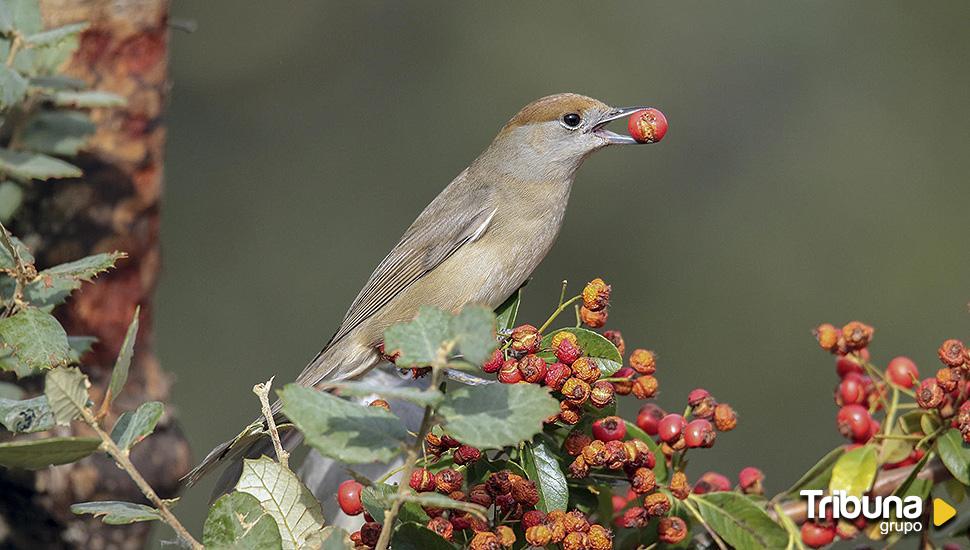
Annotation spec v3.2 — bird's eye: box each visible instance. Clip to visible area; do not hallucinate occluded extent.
[561,113,582,129]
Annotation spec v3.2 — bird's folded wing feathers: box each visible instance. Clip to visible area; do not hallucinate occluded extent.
[321,200,497,352]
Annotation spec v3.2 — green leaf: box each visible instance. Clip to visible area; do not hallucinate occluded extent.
[829,445,877,497]
[0,65,27,110]
[110,401,163,451]
[204,492,283,550]
[390,523,457,550]
[0,180,23,223]
[437,383,558,448]
[321,380,443,407]
[494,287,522,331]
[51,90,125,108]
[361,482,395,523]
[781,446,845,497]
[690,492,789,550]
[383,306,450,367]
[623,421,668,483]
[20,110,96,156]
[0,148,81,181]
[44,251,125,281]
[0,307,70,370]
[0,394,53,432]
[0,2,13,34]
[937,429,970,484]
[891,450,933,499]
[0,381,23,399]
[448,305,497,367]
[394,492,487,520]
[0,436,100,469]
[70,501,161,525]
[540,327,622,375]
[107,306,138,405]
[235,456,325,550]
[0,230,33,268]
[67,336,96,363]
[280,384,407,464]
[24,22,86,47]
[522,440,568,512]
[44,366,89,424]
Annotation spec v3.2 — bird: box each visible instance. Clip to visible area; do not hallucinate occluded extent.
[183,93,666,490]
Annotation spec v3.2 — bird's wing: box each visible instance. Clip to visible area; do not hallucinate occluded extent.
[327,200,497,349]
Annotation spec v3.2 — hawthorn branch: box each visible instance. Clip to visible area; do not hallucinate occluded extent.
[77,407,202,550]
[254,376,289,470]
[374,345,450,550]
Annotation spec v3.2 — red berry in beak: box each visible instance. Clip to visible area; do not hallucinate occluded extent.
[628,108,668,143]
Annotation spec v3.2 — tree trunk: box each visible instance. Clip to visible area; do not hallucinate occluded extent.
[0,1,190,548]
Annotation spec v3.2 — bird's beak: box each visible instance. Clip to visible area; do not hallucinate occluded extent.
[590,106,662,145]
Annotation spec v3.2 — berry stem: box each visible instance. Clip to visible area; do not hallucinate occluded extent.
[537,294,582,335]
[253,377,288,471]
[683,495,729,550]
[882,385,899,438]
[374,344,450,550]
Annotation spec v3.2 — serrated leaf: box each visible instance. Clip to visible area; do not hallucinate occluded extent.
[0,436,100,469]
[44,251,125,281]
[448,305,497,367]
[20,110,95,156]
[236,456,325,550]
[0,308,70,370]
[0,148,81,181]
[781,446,845,497]
[390,523,457,550]
[829,445,877,497]
[690,492,789,550]
[383,306,450,367]
[437,383,558,448]
[623,421,668,483]
[204,491,283,550]
[321,380,443,407]
[106,306,138,406]
[280,384,407,464]
[52,90,125,108]
[0,394,53,432]
[523,440,568,512]
[937,429,970,485]
[71,501,161,525]
[24,22,86,47]
[361,483,395,523]
[0,230,33,268]
[0,180,23,222]
[494,287,522,331]
[0,65,27,111]
[540,327,622,375]
[67,336,96,363]
[110,401,162,451]
[44,366,89,424]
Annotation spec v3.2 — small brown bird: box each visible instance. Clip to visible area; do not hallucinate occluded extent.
[184,93,664,487]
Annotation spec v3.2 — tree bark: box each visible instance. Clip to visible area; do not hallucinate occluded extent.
[0,1,190,548]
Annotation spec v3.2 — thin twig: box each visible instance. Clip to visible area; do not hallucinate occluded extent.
[537,294,582,334]
[374,345,450,550]
[253,376,288,470]
[79,407,202,549]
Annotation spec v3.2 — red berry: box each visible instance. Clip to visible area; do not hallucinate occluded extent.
[738,467,764,494]
[886,356,919,388]
[627,108,668,143]
[834,373,867,406]
[555,338,582,365]
[510,324,541,354]
[592,416,627,442]
[482,349,503,373]
[684,419,717,448]
[835,353,865,378]
[409,468,436,492]
[337,479,364,516]
[800,521,836,548]
[836,404,872,442]
[544,362,571,391]
[636,403,665,436]
[657,414,686,443]
[693,471,731,494]
[498,359,522,384]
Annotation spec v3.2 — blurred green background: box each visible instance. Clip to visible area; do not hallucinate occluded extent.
[157,1,970,536]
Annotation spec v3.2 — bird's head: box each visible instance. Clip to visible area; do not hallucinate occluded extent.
[480,93,665,180]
